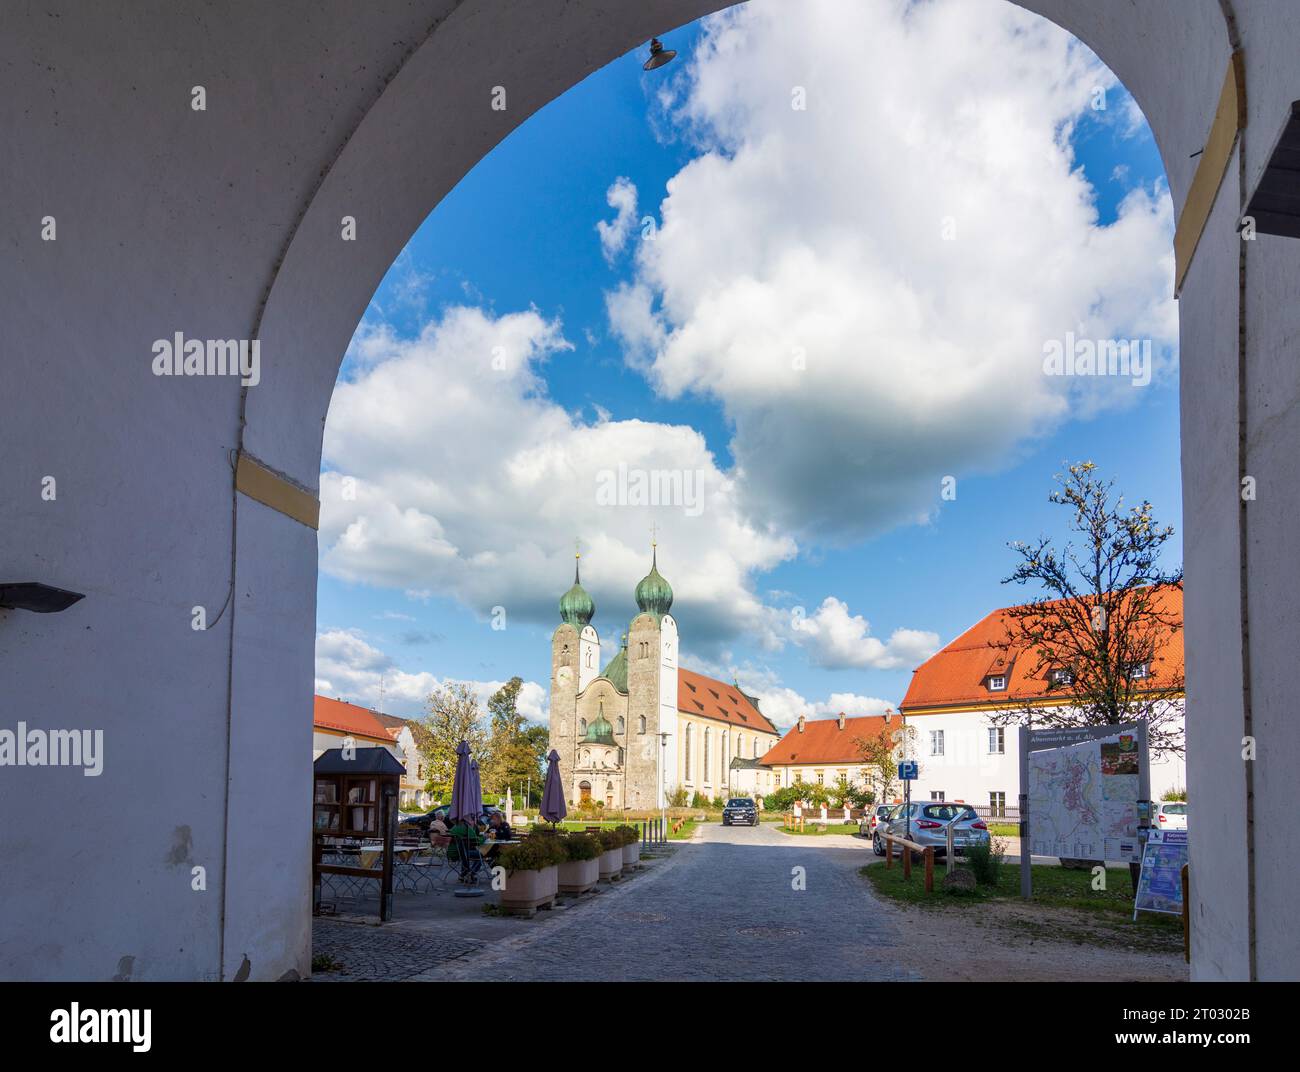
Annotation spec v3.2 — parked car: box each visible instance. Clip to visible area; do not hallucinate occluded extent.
[722,797,758,826]
[859,803,895,838]
[397,803,503,836]
[873,802,988,858]
[1154,801,1188,830]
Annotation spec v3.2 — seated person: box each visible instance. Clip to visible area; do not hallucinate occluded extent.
[483,812,514,860]
[429,812,451,837]
[446,816,485,878]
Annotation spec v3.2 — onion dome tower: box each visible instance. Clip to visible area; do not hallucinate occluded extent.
[634,544,673,618]
[583,698,617,745]
[559,553,595,628]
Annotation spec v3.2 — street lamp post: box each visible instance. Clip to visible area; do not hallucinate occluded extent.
[659,731,671,842]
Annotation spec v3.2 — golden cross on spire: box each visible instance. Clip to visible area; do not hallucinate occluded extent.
[649,521,659,548]
[574,536,581,559]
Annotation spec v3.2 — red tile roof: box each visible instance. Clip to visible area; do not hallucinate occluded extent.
[677,667,778,735]
[760,715,894,766]
[900,587,1184,712]
[313,695,397,742]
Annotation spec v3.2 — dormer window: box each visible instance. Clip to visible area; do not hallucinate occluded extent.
[1049,668,1074,687]
[1129,662,1151,680]
[987,675,1007,692]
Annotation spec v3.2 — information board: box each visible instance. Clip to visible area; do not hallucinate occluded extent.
[1026,729,1144,862]
[1133,828,1188,918]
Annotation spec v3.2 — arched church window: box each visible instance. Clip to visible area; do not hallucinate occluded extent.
[639,715,646,734]
[753,738,759,758]
[585,649,593,668]
[685,725,692,781]
[704,727,711,782]
[579,718,587,734]
[617,747,624,765]
[581,749,590,766]
[616,716,625,735]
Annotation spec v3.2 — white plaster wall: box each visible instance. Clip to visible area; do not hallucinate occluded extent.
[908,710,1186,810]
[1,0,1295,981]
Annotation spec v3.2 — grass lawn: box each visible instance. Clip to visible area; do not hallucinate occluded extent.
[776,822,860,836]
[862,859,1182,950]
[987,822,1018,838]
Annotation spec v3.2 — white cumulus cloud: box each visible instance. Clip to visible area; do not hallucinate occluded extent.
[315,629,549,723]
[608,0,1176,543]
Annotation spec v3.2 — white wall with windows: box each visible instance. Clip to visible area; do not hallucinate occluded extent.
[906,707,1187,814]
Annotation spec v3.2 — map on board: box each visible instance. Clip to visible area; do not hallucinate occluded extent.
[1027,732,1142,861]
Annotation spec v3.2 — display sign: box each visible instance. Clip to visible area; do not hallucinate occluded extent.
[1133,828,1188,919]
[897,760,918,780]
[1025,728,1145,862]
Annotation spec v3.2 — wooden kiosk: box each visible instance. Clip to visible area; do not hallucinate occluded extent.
[312,747,405,921]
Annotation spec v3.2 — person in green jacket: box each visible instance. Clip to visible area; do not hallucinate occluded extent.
[447,816,485,879]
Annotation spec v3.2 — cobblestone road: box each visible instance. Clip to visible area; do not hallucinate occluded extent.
[412,821,917,982]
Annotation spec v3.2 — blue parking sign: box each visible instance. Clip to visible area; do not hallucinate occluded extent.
[898,760,918,780]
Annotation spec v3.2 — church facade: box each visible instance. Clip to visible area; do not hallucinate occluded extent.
[548,550,781,809]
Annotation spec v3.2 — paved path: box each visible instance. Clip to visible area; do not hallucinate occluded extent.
[412,821,916,982]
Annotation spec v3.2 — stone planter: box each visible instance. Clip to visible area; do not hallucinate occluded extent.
[557,857,599,895]
[598,847,623,881]
[498,864,558,917]
[621,841,641,871]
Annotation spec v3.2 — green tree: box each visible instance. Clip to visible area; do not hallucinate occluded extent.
[417,681,489,801]
[996,462,1185,756]
[481,677,550,803]
[854,722,916,805]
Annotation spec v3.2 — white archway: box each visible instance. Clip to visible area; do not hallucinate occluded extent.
[2,0,1295,982]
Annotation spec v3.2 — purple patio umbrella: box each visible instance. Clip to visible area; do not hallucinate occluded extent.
[448,740,479,823]
[448,742,486,896]
[540,749,567,825]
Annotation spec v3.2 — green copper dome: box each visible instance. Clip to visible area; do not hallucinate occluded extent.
[601,634,629,694]
[634,546,673,617]
[559,556,595,627]
[584,700,617,744]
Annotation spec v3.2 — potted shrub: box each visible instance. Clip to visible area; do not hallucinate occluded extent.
[557,832,601,895]
[616,824,641,871]
[596,829,624,881]
[496,834,566,916]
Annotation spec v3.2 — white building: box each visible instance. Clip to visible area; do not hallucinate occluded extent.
[313,696,432,809]
[899,591,1186,816]
[760,713,897,801]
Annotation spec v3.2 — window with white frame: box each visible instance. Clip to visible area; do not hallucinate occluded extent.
[1048,668,1074,687]
[930,729,945,756]
[1129,662,1151,680]
[988,726,1005,754]
[989,790,1006,817]
[987,675,1007,691]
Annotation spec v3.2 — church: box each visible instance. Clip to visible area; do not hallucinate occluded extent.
[548,548,781,810]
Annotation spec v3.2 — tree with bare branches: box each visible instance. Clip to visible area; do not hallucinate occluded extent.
[992,462,1184,757]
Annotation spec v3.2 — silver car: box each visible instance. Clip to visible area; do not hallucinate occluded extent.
[858,803,896,838]
[872,802,989,858]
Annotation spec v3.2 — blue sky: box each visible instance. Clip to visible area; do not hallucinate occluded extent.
[315,0,1179,728]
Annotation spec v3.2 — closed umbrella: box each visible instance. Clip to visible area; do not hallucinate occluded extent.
[449,743,485,897]
[540,750,567,825]
[449,741,475,822]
